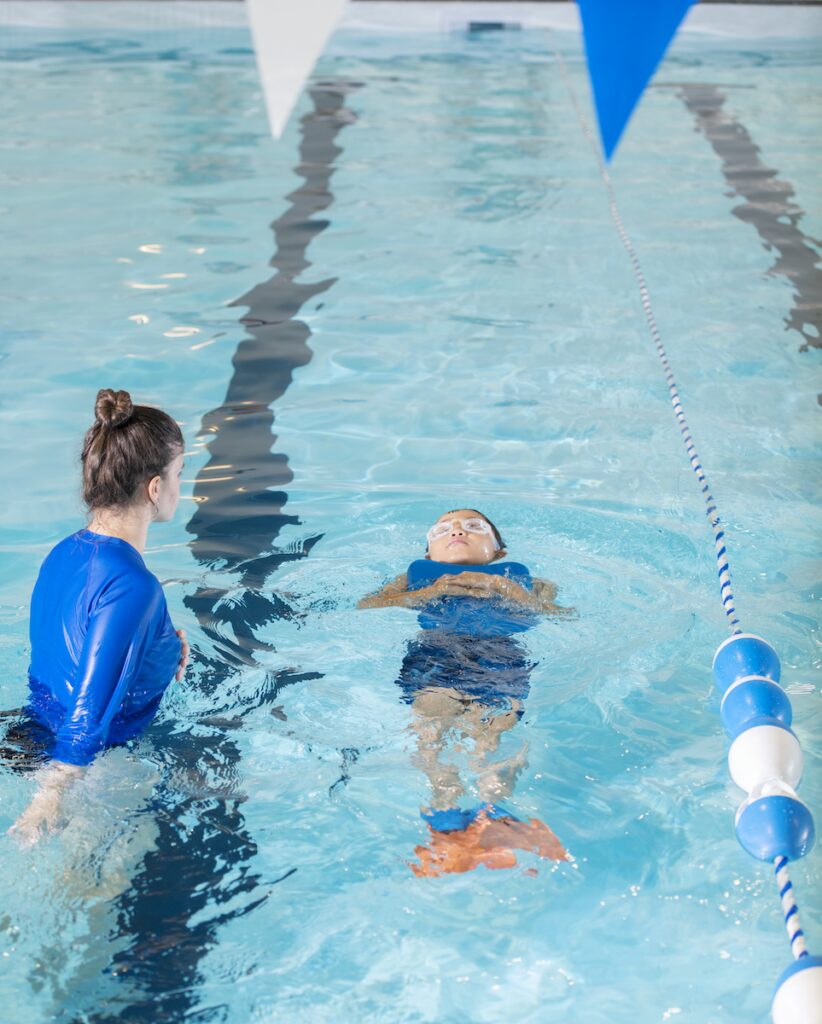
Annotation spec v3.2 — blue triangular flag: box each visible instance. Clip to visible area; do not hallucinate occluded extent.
[577,0,694,160]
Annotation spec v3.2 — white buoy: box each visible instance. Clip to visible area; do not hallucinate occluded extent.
[772,956,822,1024]
[728,725,802,793]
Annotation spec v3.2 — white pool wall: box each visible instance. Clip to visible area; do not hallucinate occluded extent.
[1,1,821,38]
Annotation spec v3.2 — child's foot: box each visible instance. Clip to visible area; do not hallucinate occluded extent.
[411,806,568,877]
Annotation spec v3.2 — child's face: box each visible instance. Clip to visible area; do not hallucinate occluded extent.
[426,510,499,565]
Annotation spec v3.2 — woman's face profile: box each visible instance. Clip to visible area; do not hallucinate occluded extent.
[152,451,185,522]
[427,509,499,565]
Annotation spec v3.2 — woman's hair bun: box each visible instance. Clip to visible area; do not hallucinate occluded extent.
[95,388,134,429]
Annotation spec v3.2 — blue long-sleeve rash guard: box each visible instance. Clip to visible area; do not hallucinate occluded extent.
[27,529,181,766]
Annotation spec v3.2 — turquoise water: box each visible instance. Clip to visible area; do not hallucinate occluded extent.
[0,19,820,1023]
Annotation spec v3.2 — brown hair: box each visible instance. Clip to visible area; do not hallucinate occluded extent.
[82,388,183,510]
[426,508,506,555]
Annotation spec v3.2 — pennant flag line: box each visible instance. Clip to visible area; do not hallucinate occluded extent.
[577,0,695,160]
[245,0,348,139]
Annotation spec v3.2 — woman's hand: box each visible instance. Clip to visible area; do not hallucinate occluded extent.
[175,628,189,682]
[7,762,84,847]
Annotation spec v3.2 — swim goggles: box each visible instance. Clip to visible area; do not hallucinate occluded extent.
[426,517,499,549]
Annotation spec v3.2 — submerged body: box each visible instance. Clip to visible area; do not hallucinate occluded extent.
[27,529,181,766]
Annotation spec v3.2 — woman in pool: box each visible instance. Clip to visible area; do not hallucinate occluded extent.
[359,509,572,876]
[6,388,188,845]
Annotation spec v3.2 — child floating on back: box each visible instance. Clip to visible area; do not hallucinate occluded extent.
[360,508,573,876]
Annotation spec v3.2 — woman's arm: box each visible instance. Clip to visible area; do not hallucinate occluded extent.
[7,761,84,847]
[9,573,180,845]
[50,572,162,767]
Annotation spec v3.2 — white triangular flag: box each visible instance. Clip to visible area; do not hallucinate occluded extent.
[245,0,348,139]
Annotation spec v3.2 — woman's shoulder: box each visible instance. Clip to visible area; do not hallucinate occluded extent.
[59,531,162,603]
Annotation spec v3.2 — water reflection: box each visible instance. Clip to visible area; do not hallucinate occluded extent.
[89,82,359,1022]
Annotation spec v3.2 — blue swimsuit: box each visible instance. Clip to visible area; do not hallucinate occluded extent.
[396,560,537,711]
[25,530,181,766]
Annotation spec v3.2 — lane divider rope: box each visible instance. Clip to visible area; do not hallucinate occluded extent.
[775,855,809,959]
[553,48,814,981]
[556,50,741,636]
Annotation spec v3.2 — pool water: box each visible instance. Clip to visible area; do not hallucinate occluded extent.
[0,10,820,1023]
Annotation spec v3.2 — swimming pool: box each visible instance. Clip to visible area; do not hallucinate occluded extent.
[0,4,820,1021]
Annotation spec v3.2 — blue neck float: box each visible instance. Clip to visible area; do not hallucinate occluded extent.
[406,558,532,591]
[406,559,534,638]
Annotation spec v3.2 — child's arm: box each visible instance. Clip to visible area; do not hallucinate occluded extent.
[448,573,575,615]
[531,578,576,616]
[358,574,414,609]
[358,573,492,609]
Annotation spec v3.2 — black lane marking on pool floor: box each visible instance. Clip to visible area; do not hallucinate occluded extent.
[675,84,822,374]
[94,83,358,1024]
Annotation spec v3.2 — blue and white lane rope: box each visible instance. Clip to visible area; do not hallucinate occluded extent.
[555,48,820,1018]
[556,53,741,636]
[775,855,809,960]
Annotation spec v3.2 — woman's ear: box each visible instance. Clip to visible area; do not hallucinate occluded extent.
[491,548,507,562]
[147,474,162,508]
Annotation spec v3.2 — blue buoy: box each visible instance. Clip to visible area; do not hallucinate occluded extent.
[720,677,792,738]
[731,716,796,741]
[713,633,781,694]
[735,795,815,862]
